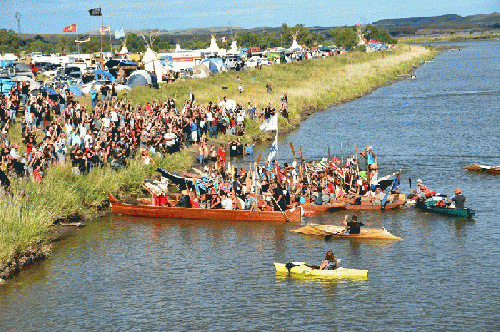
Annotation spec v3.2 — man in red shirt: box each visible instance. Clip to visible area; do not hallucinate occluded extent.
[217,144,226,166]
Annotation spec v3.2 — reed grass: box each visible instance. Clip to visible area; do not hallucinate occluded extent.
[0,44,436,271]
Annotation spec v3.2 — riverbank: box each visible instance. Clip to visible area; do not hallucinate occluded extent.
[398,32,500,44]
[0,44,438,280]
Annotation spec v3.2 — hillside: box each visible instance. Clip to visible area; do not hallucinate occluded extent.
[373,12,500,35]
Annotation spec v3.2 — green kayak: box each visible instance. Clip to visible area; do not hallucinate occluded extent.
[416,199,475,219]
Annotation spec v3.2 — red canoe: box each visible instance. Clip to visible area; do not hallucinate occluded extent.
[300,201,346,212]
[344,200,406,210]
[108,194,302,223]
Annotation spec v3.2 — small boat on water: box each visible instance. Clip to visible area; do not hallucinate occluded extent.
[463,163,500,175]
[108,194,302,223]
[291,223,402,240]
[415,199,475,219]
[274,262,368,279]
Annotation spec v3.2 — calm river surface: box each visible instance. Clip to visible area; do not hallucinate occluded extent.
[1,41,499,331]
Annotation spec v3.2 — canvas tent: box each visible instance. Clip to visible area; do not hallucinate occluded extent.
[142,47,169,82]
[127,70,152,87]
[192,64,210,78]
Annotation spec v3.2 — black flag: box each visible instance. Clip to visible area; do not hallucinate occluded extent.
[89,8,102,16]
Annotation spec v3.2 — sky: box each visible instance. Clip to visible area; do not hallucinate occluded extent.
[1,0,498,34]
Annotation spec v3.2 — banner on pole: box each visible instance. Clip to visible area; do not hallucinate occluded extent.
[89,8,102,16]
[114,27,125,39]
[100,26,110,35]
[63,24,77,33]
[75,35,90,43]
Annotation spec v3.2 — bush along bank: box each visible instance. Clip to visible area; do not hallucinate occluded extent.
[0,45,437,280]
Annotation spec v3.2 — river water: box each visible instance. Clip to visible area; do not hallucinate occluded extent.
[1,41,499,331]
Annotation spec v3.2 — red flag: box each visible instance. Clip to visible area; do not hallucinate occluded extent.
[63,24,77,33]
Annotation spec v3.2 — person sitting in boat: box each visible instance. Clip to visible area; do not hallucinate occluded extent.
[244,192,257,211]
[451,188,466,209]
[210,192,222,209]
[221,192,233,210]
[416,179,435,199]
[343,215,364,234]
[319,250,338,270]
[190,191,200,208]
[371,186,385,205]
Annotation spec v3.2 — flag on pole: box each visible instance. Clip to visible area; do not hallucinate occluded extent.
[75,35,90,43]
[267,133,278,162]
[381,172,400,208]
[100,26,110,35]
[259,114,278,132]
[114,27,125,39]
[62,24,77,33]
[89,8,102,16]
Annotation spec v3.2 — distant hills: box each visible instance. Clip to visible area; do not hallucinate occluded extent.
[373,12,500,35]
[23,12,500,44]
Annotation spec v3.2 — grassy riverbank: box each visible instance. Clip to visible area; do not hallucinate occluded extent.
[0,44,437,279]
[398,33,500,44]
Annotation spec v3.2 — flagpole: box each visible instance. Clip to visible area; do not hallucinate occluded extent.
[100,14,104,69]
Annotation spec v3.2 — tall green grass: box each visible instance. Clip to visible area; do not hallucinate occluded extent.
[0,44,436,269]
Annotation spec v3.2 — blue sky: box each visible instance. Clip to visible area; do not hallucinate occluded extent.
[1,0,498,34]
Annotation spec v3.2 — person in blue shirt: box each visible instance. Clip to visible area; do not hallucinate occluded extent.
[89,85,98,108]
[244,142,255,156]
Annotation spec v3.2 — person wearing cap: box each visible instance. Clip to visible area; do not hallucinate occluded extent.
[451,188,466,209]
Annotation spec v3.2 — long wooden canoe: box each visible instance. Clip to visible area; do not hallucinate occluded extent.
[344,200,406,210]
[291,223,402,240]
[463,163,500,174]
[299,201,346,212]
[108,194,302,223]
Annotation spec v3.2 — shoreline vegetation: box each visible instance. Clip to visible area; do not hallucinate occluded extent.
[398,32,500,44]
[0,44,437,280]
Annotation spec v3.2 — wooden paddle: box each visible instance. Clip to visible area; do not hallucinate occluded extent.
[269,192,290,222]
[290,142,296,158]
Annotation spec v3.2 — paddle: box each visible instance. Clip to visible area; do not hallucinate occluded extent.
[409,177,412,189]
[270,193,291,222]
[290,142,296,158]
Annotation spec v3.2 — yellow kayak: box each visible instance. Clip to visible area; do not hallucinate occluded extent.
[291,224,402,241]
[274,262,368,279]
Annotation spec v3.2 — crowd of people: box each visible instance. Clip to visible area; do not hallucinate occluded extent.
[0,79,290,191]
[142,143,393,213]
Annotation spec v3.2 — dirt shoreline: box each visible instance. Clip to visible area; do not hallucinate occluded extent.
[0,49,438,282]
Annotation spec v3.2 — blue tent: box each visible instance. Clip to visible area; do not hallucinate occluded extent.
[68,85,84,97]
[201,60,218,75]
[127,71,151,87]
[91,70,115,82]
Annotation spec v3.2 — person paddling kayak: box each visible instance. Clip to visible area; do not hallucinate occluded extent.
[343,215,364,234]
[319,250,338,270]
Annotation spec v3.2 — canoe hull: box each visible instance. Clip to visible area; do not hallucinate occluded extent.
[274,262,368,279]
[415,200,475,219]
[291,224,402,240]
[345,200,406,210]
[300,202,346,212]
[108,194,301,223]
[463,164,500,174]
